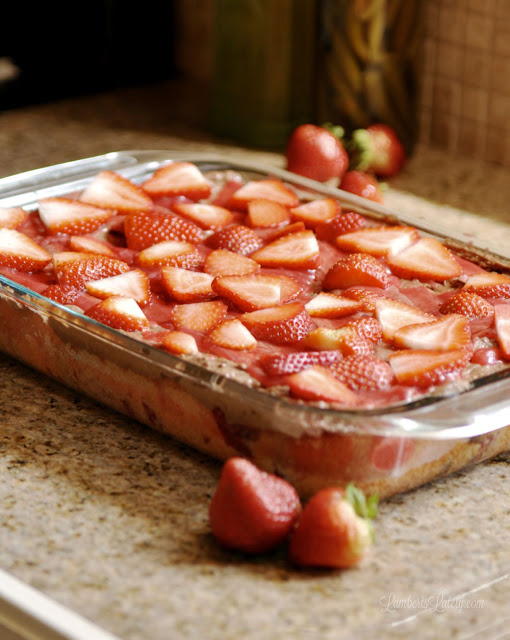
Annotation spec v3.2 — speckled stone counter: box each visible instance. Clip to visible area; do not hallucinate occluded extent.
[1,82,510,639]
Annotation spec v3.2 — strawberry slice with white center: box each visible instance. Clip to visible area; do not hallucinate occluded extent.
[227,179,299,211]
[387,237,462,281]
[240,302,313,345]
[54,252,130,288]
[209,318,257,350]
[323,254,390,289]
[331,355,394,391]
[393,314,471,351]
[171,202,234,229]
[285,366,358,405]
[69,235,116,257]
[247,199,291,228]
[388,349,470,387]
[142,162,212,200]
[137,240,202,270]
[124,212,204,250]
[204,249,260,277]
[0,229,51,272]
[250,230,320,270]
[290,198,340,228]
[80,171,152,212]
[302,326,374,356]
[85,269,150,305]
[440,290,494,318]
[0,207,27,229]
[161,331,199,355]
[315,212,367,243]
[207,224,263,256]
[87,296,149,332]
[38,198,111,235]
[494,304,510,359]
[161,266,215,302]
[343,287,389,312]
[305,292,362,318]
[212,273,300,311]
[375,298,435,341]
[336,226,419,257]
[260,350,342,376]
[268,221,306,241]
[464,272,510,299]
[170,300,227,332]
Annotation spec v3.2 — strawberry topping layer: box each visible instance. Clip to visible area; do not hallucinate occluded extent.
[1,164,507,410]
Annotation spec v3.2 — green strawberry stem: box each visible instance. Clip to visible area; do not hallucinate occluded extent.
[347,128,376,171]
[322,122,345,140]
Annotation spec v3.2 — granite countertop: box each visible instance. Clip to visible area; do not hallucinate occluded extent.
[1,82,510,640]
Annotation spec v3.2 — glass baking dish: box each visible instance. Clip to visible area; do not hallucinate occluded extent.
[1,149,510,498]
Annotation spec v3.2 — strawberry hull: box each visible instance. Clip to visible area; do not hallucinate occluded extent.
[2,151,510,500]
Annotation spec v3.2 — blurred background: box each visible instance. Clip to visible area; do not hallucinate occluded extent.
[0,0,509,165]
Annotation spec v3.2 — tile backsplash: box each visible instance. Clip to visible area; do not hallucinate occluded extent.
[175,0,510,166]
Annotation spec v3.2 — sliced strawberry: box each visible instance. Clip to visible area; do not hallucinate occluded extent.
[388,349,470,387]
[212,273,300,311]
[161,330,199,355]
[290,198,340,228]
[0,207,27,229]
[209,318,257,350]
[38,198,111,235]
[302,327,373,356]
[440,290,494,319]
[207,224,263,256]
[87,296,149,331]
[80,171,152,212]
[323,254,390,289]
[136,240,202,270]
[85,269,150,305]
[204,249,260,277]
[331,354,394,391]
[336,226,419,257]
[305,292,362,318]
[209,457,301,554]
[170,300,227,332]
[240,302,313,345]
[69,235,116,257]
[393,314,471,351]
[343,287,388,312]
[387,237,462,282]
[260,350,341,376]
[171,202,234,229]
[142,162,212,200]
[494,304,510,360]
[0,229,51,272]
[315,211,368,243]
[285,366,358,405]
[43,284,81,305]
[268,221,306,241]
[348,316,383,343]
[289,486,375,569]
[54,253,130,288]
[227,179,299,211]
[250,230,319,270]
[375,298,435,341]
[161,266,214,302]
[464,272,510,299]
[124,212,203,250]
[247,199,291,228]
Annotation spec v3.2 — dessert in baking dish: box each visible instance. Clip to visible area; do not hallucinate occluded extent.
[0,162,509,414]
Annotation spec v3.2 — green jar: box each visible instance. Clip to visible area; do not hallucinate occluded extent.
[317,0,423,152]
[210,0,317,149]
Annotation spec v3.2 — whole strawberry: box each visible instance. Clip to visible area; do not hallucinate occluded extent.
[289,484,378,569]
[286,124,349,183]
[209,457,301,554]
[340,171,383,203]
[350,124,406,178]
